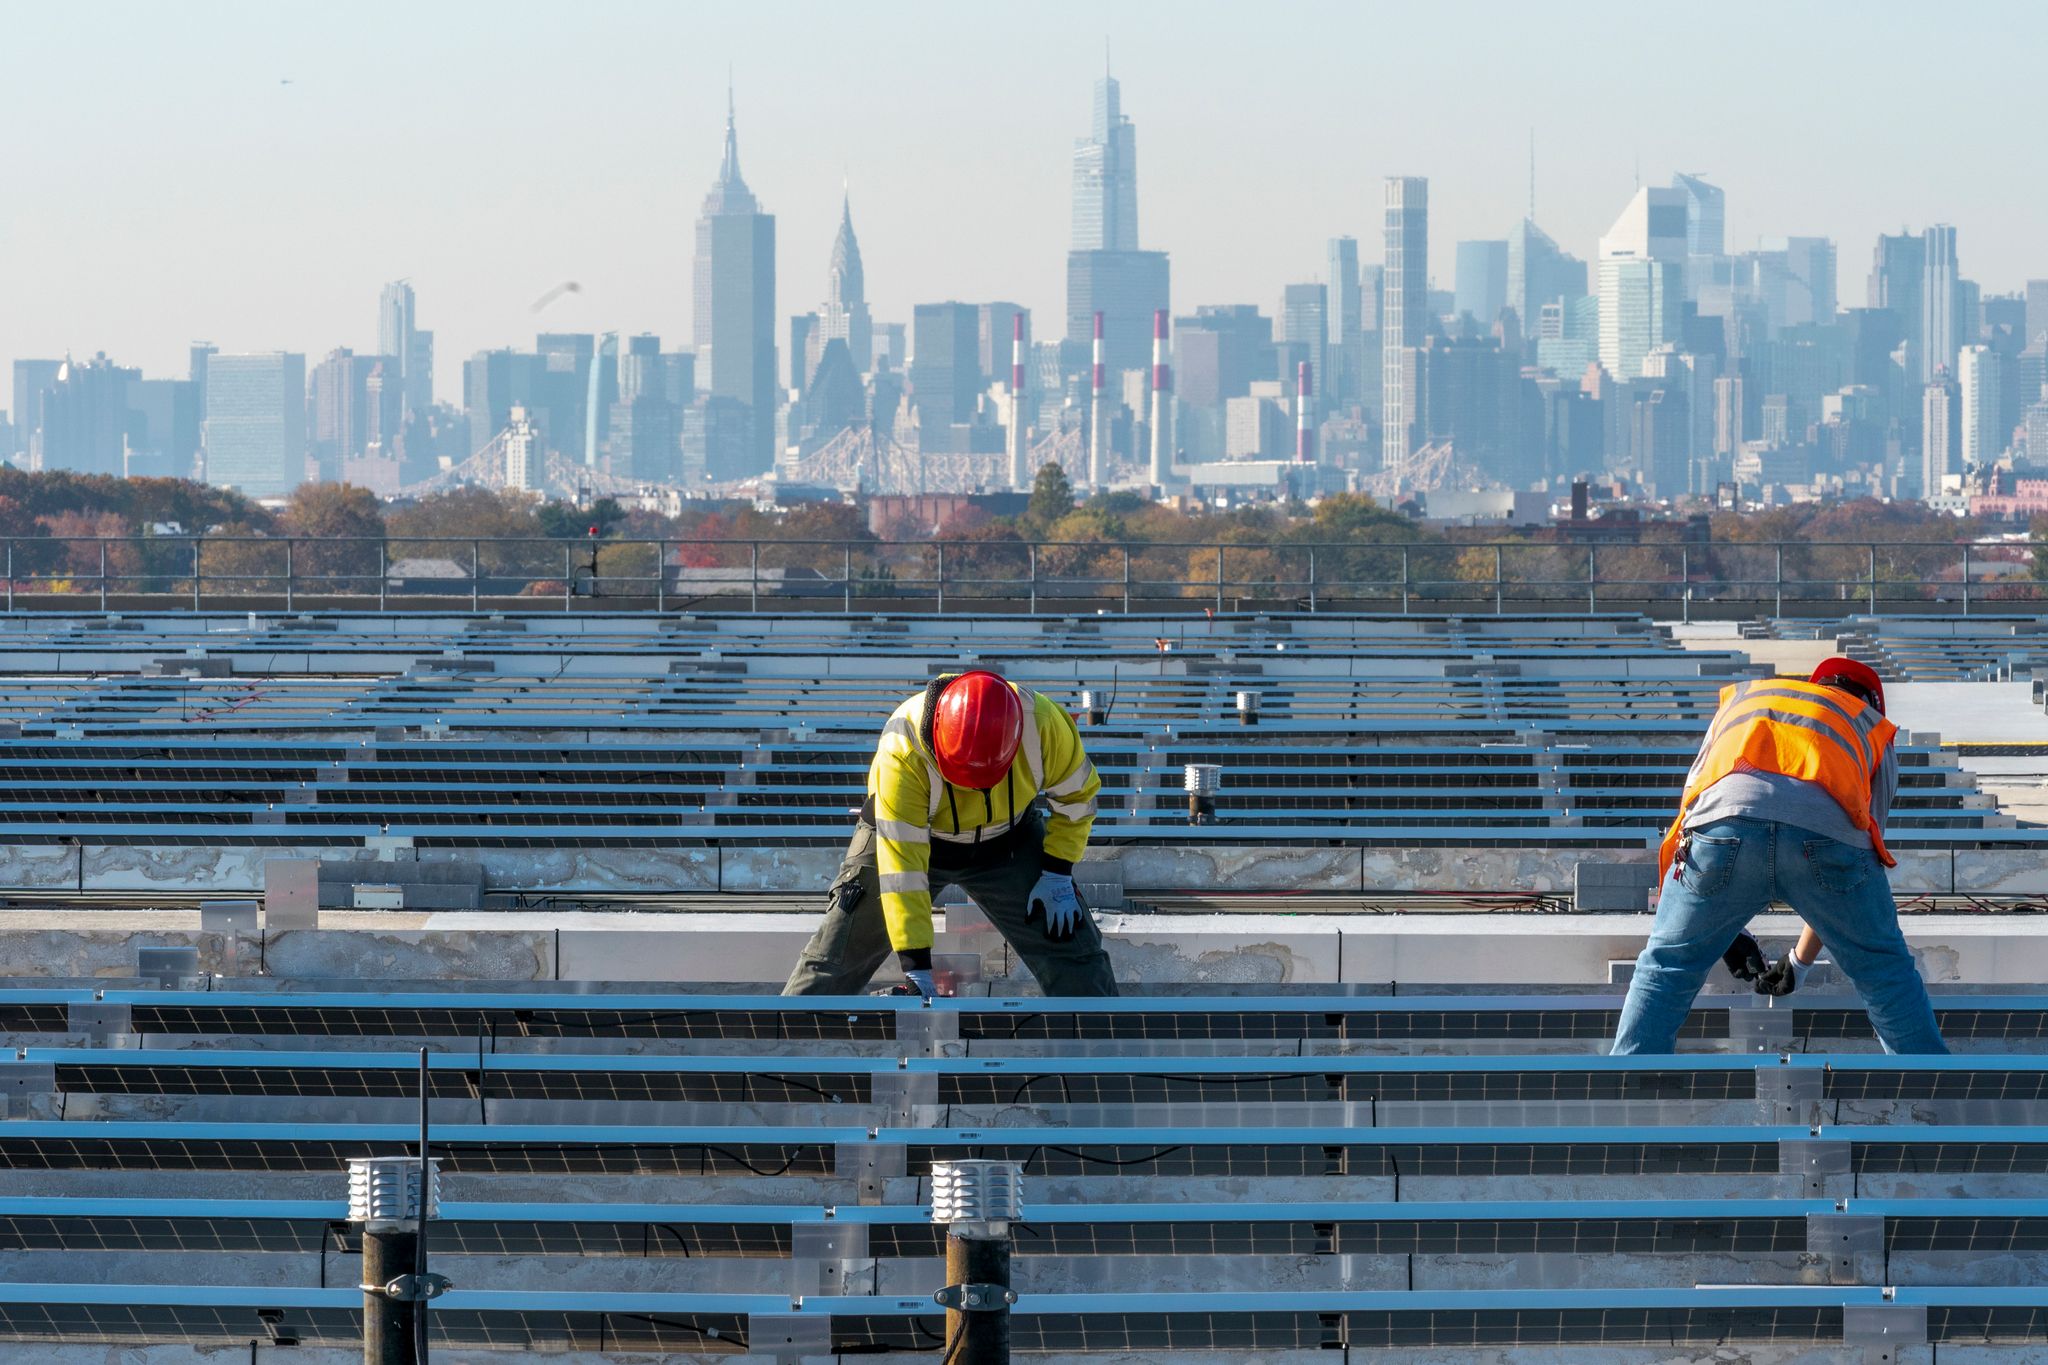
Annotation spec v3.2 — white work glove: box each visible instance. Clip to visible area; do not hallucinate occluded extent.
[902,967,937,998]
[1028,871,1084,942]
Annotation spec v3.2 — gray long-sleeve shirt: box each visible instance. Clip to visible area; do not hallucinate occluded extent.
[1681,747,1898,847]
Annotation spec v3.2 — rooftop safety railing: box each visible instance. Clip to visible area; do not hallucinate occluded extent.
[0,535,2034,618]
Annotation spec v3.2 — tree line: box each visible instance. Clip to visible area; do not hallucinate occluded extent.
[0,463,2024,602]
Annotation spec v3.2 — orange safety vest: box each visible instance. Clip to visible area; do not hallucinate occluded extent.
[1658,676,1898,878]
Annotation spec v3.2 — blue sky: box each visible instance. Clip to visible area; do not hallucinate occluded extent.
[4,0,2041,405]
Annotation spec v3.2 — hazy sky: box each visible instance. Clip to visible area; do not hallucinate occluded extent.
[6,1,2045,410]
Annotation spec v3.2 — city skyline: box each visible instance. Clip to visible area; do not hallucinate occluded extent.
[5,1,2045,401]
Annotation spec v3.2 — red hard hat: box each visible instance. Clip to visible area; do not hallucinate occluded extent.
[1810,656,1885,714]
[930,671,1023,790]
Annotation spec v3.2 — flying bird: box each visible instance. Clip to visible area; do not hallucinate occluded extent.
[530,281,582,313]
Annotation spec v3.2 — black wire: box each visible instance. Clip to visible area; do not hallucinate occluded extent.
[619,1315,745,1348]
[1046,1144,1187,1169]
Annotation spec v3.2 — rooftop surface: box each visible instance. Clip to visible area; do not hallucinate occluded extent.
[3,609,2048,1361]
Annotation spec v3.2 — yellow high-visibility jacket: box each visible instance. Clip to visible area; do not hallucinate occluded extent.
[1659,676,1898,879]
[871,678,1100,952]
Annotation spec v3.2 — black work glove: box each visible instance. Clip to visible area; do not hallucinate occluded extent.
[1721,929,1767,983]
[1754,955,1810,997]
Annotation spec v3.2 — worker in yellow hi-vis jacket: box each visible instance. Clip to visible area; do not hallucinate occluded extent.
[782,670,1118,997]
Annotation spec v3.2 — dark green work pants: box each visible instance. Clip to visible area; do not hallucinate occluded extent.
[781,813,1119,997]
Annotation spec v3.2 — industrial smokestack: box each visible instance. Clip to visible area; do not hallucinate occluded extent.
[1008,313,1029,491]
[1295,360,1314,465]
[1089,311,1108,490]
[1149,309,1172,491]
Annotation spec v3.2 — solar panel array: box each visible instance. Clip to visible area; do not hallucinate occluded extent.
[5,987,2048,1356]
[1818,614,2048,683]
[0,612,2024,875]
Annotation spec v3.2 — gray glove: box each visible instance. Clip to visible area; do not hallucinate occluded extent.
[902,968,937,998]
[1028,871,1083,942]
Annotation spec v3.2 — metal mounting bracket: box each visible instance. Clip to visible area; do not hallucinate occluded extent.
[934,1283,1016,1311]
[371,1272,452,1302]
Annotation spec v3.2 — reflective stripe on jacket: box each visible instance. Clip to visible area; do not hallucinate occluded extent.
[1658,677,1898,878]
[870,680,1099,952]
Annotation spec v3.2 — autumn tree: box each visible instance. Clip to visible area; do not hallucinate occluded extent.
[537,498,626,540]
[279,483,386,594]
[37,510,141,594]
[386,488,552,582]
[198,522,287,597]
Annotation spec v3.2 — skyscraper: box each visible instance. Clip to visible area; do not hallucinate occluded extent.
[1381,176,1428,474]
[1068,253,1170,374]
[2027,280,2048,348]
[1922,225,1960,388]
[1752,237,1838,330]
[818,191,873,383]
[692,92,777,475]
[1597,187,1687,381]
[204,352,306,496]
[1958,343,2002,469]
[1066,74,1167,374]
[1921,369,1960,498]
[1671,174,1726,258]
[1506,220,1588,339]
[9,360,63,460]
[38,355,139,477]
[1175,305,1274,410]
[1453,241,1508,329]
[377,282,432,416]
[377,283,411,374]
[910,302,981,436]
[1071,70,1138,252]
[1279,284,1327,417]
[1671,172,1726,302]
[1869,234,1928,383]
[1326,236,1363,407]
[124,376,201,481]
[1327,238,1363,345]
[614,334,681,483]
[307,349,395,482]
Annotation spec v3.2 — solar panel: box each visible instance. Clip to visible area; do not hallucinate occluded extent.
[40,1048,2048,1110]
[14,988,2048,1048]
[0,1285,2006,1352]
[127,1001,905,1041]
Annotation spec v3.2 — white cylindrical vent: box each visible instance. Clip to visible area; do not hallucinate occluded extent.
[1183,763,1222,795]
[930,1159,1024,1229]
[347,1156,440,1225]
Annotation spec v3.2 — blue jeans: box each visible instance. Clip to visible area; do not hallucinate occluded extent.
[1611,817,1948,1055]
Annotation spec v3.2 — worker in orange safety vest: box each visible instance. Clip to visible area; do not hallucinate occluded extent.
[1611,657,1947,1054]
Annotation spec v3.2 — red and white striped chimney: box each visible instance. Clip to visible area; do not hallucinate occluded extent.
[1092,311,1105,397]
[1149,309,1171,489]
[1007,312,1028,491]
[1088,310,1107,489]
[1012,312,1026,397]
[1295,361,1315,464]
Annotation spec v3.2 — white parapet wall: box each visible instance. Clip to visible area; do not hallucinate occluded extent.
[3,908,2037,990]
